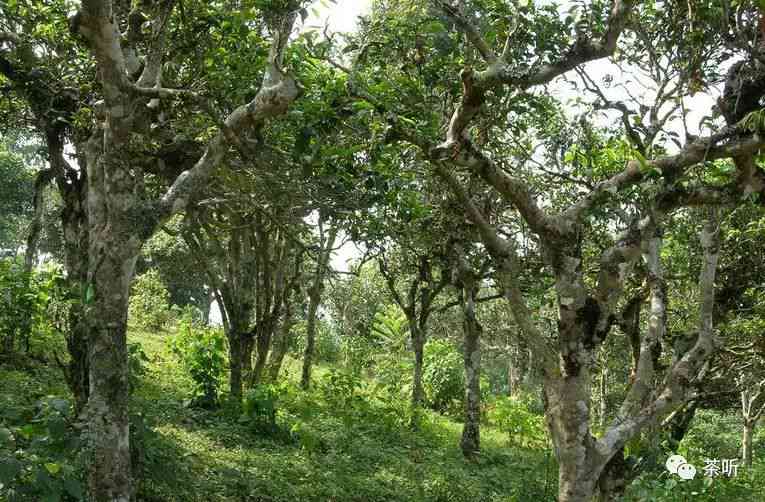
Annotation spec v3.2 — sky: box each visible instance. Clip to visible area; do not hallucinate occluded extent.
[304,0,373,34]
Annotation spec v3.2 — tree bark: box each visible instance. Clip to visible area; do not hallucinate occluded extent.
[599,363,608,429]
[300,291,321,389]
[460,275,482,458]
[544,368,605,502]
[743,419,754,467]
[252,319,276,385]
[300,225,336,389]
[86,224,140,502]
[65,309,90,416]
[228,331,245,401]
[411,324,426,409]
[267,304,295,381]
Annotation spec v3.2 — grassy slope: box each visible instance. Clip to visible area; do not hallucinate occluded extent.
[4,329,763,501]
[129,330,555,502]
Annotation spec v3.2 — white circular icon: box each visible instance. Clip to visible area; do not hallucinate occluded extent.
[677,462,697,480]
[665,455,686,474]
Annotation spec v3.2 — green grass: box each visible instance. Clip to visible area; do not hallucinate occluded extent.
[8,329,762,501]
[126,330,555,502]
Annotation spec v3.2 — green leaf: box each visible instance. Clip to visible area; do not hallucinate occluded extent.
[84,283,95,305]
[351,101,375,112]
[0,457,22,484]
[63,477,85,499]
[44,462,61,475]
[422,21,446,34]
[0,427,12,444]
[48,416,67,440]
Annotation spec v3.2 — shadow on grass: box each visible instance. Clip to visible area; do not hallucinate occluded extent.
[128,332,557,501]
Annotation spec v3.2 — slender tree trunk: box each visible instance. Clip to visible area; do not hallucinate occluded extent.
[252,320,275,385]
[460,282,482,457]
[507,339,523,396]
[300,225,336,389]
[242,335,254,382]
[411,324,425,408]
[267,309,294,381]
[743,419,755,466]
[300,289,321,389]
[66,308,90,416]
[228,331,244,400]
[665,401,697,451]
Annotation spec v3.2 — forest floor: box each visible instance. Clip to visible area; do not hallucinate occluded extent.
[126,330,555,501]
[3,330,765,501]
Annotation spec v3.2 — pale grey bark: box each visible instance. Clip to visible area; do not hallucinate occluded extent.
[740,381,765,466]
[455,249,482,457]
[375,1,755,499]
[743,420,754,466]
[599,363,608,429]
[71,1,302,498]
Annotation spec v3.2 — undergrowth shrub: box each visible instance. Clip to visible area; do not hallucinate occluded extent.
[170,322,226,408]
[0,396,85,501]
[488,394,547,449]
[127,342,149,394]
[0,259,65,355]
[128,269,171,331]
[423,339,464,414]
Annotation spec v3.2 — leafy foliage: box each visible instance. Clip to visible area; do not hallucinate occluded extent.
[128,270,172,332]
[0,259,65,356]
[422,339,464,414]
[0,394,85,502]
[488,394,548,449]
[242,383,284,434]
[170,322,226,408]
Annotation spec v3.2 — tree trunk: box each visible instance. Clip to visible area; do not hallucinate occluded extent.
[300,289,321,389]
[545,373,604,502]
[60,173,91,415]
[227,331,244,400]
[268,303,295,381]
[599,364,608,429]
[743,419,755,467]
[86,241,139,502]
[507,336,525,396]
[300,225,335,389]
[596,449,628,502]
[460,283,482,458]
[242,335,254,382]
[252,320,275,386]
[411,324,425,408]
[65,309,90,416]
[665,401,697,451]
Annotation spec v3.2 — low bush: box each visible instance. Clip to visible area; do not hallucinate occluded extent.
[0,396,85,501]
[128,270,172,332]
[170,322,226,408]
[488,394,547,449]
[423,339,464,414]
[0,259,65,356]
